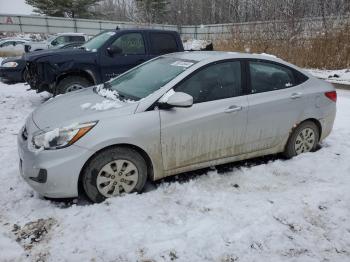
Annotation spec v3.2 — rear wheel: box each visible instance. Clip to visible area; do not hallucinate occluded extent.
[284,121,320,158]
[82,147,148,203]
[56,76,92,94]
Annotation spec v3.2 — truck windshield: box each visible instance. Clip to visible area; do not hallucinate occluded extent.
[82,31,115,51]
[106,57,197,100]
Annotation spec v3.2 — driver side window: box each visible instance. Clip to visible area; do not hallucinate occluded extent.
[2,41,14,47]
[111,33,145,55]
[175,61,242,104]
[52,36,67,46]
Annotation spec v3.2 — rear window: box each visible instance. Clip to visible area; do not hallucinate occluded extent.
[249,61,308,94]
[149,33,178,55]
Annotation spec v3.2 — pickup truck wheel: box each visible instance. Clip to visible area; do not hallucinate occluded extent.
[82,147,148,203]
[56,76,92,94]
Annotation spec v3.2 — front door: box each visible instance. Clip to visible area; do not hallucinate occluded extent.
[100,32,148,82]
[160,61,249,172]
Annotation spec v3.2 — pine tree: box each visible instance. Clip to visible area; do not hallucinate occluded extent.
[25,0,101,18]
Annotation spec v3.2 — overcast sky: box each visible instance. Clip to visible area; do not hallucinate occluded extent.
[0,0,33,15]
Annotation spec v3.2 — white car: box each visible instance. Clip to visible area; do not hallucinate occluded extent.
[18,52,336,203]
[24,33,89,52]
[0,39,29,56]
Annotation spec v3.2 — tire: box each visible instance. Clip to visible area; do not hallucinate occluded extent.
[22,68,28,82]
[82,147,148,203]
[56,76,92,94]
[284,121,320,158]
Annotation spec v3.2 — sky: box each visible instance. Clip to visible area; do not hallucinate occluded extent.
[0,0,33,15]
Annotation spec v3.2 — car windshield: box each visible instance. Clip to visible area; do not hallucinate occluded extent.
[104,57,197,101]
[46,35,56,43]
[82,31,115,51]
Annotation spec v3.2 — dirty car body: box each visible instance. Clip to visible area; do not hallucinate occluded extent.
[18,51,336,200]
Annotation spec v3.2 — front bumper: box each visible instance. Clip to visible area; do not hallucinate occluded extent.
[0,67,24,83]
[17,122,92,198]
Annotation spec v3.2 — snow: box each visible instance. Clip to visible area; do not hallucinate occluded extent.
[0,82,350,261]
[306,69,350,85]
[90,99,123,110]
[95,83,119,99]
[42,128,59,148]
[80,102,92,109]
[80,84,136,111]
[182,39,212,51]
[0,226,26,261]
[259,53,278,58]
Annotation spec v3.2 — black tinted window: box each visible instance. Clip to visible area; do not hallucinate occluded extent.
[150,33,178,55]
[111,33,145,55]
[176,61,242,103]
[69,35,85,42]
[249,61,296,94]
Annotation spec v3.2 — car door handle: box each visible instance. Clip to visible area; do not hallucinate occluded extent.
[224,105,242,113]
[290,92,303,99]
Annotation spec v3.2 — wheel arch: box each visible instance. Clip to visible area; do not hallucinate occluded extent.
[285,118,322,150]
[56,70,96,87]
[78,143,155,195]
[299,118,322,141]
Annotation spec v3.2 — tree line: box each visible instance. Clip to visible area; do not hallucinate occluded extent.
[26,0,350,24]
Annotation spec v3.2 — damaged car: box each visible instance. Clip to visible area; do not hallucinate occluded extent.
[25,29,184,95]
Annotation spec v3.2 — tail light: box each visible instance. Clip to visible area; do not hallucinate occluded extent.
[325,91,337,102]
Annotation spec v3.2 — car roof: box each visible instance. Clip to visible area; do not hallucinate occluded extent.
[163,51,301,70]
[105,28,178,34]
[165,51,282,62]
[0,38,29,42]
[56,32,87,36]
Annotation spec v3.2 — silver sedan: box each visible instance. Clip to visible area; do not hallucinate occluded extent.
[17,51,336,202]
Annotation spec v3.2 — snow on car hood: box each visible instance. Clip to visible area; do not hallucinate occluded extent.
[32,86,138,130]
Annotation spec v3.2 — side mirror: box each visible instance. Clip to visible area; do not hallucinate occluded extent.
[107,45,122,56]
[163,92,193,108]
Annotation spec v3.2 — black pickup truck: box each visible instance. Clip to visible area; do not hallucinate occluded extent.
[25,29,184,94]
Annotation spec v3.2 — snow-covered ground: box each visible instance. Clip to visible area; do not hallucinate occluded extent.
[0,82,349,262]
[305,69,350,86]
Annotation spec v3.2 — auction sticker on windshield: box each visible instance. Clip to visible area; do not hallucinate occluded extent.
[171,61,194,68]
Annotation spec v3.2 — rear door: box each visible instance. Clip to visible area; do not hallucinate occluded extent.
[99,32,148,82]
[244,59,307,152]
[160,60,249,172]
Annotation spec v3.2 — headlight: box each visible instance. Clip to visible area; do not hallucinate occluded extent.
[1,61,18,68]
[32,121,97,150]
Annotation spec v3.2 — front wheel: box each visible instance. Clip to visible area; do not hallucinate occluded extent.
[284,121,320,158]
[56,76,92,94]
[82,147,148,203]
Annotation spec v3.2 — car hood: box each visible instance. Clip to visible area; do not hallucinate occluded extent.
[32,87,139,131]
[24,48,92,62]
[1,56,22,64]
